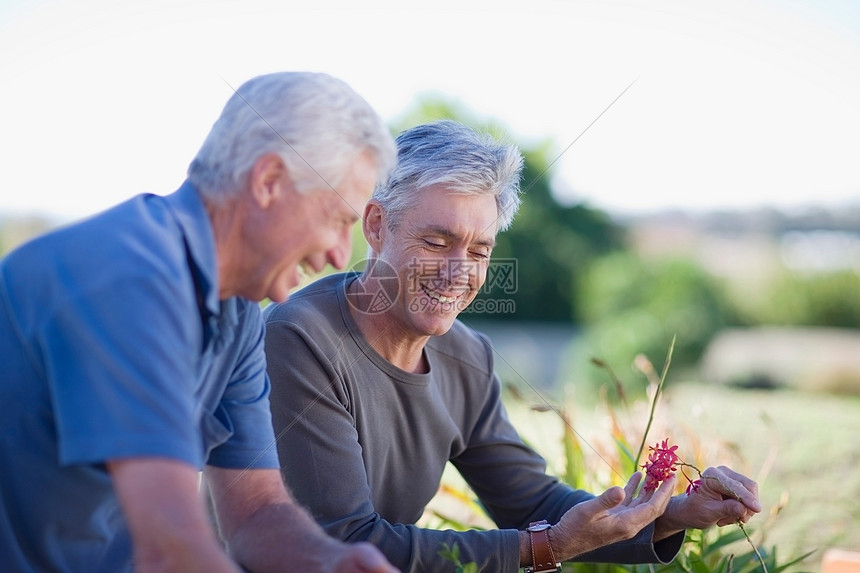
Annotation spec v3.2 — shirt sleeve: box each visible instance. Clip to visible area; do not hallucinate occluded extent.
[451,336,684,565]
[206,301,280,470]
[265,319,521,573]
[44,262,202,468]
[450,368,594,529]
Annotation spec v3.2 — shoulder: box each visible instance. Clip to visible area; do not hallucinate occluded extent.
[265,274,346,324]
[264,274,350,348]
[1,194,194,315]
[427,320,494,378]
[5,194,179,263]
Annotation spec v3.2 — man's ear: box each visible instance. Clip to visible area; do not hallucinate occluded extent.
[248,153,289,209]
[363,200,386,251]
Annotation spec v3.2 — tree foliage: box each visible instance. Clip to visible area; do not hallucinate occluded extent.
[573,252,740,392]
[745,269,860,328]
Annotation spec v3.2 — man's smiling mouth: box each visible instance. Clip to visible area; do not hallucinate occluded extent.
[420,283,464,304]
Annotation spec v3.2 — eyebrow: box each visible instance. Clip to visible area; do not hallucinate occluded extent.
[422,225,497,248]
[339,210,360,225]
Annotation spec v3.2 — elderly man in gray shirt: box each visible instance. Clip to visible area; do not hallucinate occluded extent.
[264,120,761,573]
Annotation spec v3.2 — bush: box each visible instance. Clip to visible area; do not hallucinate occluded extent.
[742,270,860,328]
[572,253,739,398]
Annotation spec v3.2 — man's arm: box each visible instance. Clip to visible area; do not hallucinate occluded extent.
[265,315,523,571]
[108,458,241,573]
[204,466,397,573]
[450,334,685,566]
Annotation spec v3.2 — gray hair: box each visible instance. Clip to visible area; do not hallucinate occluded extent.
[372,120,524,232]
[188,71,396,200]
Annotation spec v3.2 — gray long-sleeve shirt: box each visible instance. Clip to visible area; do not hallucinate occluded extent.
[264,273,682,572]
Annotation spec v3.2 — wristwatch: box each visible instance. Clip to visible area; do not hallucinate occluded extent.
[524,520,561,573]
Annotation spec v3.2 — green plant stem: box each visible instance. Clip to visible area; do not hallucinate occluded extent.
[738,520,769,573]
[634,336,676,466]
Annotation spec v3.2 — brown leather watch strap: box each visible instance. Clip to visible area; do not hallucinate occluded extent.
[527,520,560,573]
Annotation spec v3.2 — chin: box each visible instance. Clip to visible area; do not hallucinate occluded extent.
[267,273,301,304]
[414,314,459,337]
[268,285,294,304]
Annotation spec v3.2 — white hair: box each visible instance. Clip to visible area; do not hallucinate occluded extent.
[373,120,523,232]
[188,71,396,200]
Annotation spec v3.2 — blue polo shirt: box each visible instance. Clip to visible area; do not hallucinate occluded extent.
[0,181,279,572]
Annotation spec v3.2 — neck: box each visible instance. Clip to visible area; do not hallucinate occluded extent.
[347,278,430,374]
[205,195,245,300]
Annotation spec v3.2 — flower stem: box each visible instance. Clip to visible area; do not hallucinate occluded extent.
[738,520,768,573]
[634,336,676,466]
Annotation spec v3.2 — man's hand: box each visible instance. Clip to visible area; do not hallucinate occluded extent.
[654,465,761,540]
[547,472,676,561]
[206,467,398,573]
[329,542,400,573]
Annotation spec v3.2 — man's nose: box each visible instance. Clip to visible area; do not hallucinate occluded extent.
[444,251,478,285]
[327,230,353,270]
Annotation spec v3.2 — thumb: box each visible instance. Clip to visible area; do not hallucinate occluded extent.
[597,486,626,510]
[718,499,753,525]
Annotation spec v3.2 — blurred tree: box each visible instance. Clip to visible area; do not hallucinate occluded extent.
[573,252,741,395]
[748,269,860,327]
[390,96,625,323]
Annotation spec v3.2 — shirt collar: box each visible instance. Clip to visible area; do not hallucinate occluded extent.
[163,180,220,317]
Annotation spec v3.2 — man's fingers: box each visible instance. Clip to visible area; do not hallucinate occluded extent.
[623,472,643,503]
[597,485,626,510]
[340,543,399,573]
[716,500,751,526]
[726,499,756,523]
[702,467,762,513]
[651,475,676,512]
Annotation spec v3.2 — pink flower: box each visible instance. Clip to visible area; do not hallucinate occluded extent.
[641,438,680,491]
[641,439,703,496]
[685,479,702,495]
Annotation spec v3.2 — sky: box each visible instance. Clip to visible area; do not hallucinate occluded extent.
[1,0,859,221]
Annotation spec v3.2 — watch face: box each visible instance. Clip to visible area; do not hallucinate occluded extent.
[528,523,552,532]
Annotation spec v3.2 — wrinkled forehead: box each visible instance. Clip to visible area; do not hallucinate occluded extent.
[330,153,381,219]
[404,185,500,242]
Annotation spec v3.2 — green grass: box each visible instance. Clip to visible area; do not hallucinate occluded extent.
[662,382,860,570]
[424,380,859,572]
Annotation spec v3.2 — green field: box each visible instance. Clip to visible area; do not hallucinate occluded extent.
[503,381,860,571]
[663,383,860,570]
[420,378,855,573]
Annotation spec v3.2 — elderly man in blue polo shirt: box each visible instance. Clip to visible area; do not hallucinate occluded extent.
[0,72,398,573]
